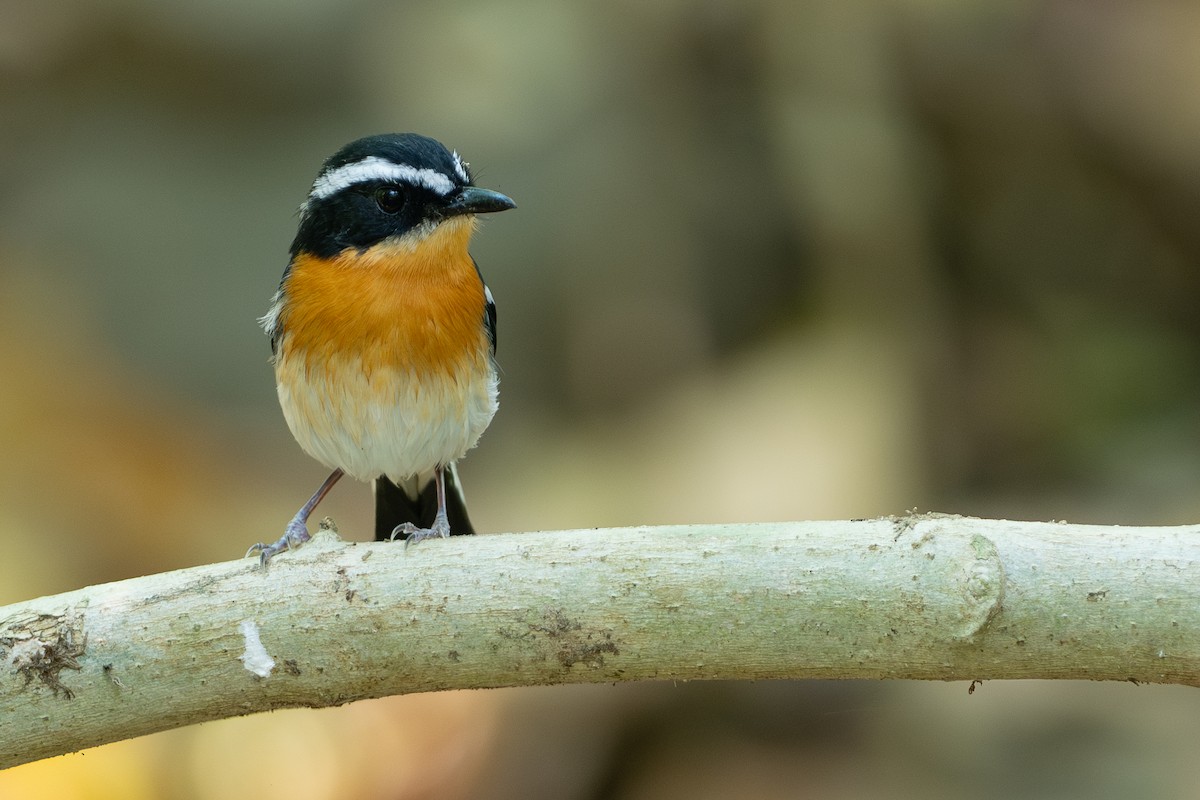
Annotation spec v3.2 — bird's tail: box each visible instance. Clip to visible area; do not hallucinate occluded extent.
[373,463,475,541]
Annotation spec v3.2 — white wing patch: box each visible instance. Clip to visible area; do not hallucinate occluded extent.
[310,156,455,200]
[259,288,284,338]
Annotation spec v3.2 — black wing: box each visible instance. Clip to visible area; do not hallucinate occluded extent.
[473,257,496,355]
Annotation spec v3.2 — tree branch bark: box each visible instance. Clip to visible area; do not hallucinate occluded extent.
[3,515,1199,768]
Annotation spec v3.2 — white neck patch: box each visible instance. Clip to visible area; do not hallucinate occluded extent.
[309,156,456,200]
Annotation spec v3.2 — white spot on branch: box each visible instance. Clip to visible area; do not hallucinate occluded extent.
[239,620,275,678]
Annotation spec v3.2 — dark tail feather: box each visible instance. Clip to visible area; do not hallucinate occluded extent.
[374,464,476,541]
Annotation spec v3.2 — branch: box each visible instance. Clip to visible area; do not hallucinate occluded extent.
[3,516,1199,768]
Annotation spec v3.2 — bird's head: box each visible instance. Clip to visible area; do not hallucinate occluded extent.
[292,133,515,259]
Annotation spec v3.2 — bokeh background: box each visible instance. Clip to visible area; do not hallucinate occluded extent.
[3,0,1200,797]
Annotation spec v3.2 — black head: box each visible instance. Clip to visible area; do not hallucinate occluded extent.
[291,133,515,258]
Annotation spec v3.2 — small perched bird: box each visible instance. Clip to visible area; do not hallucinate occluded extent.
[247,133,515,564]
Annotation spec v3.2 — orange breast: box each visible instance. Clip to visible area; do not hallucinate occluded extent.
[279,217,488,377]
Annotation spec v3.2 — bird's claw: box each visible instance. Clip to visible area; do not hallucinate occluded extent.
[246,517,311,566]
[389,514,451,549]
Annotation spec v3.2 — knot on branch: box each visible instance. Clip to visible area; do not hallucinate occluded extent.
[1,608,87,699]
[906,522,1005,641]
[957,533,1005,640]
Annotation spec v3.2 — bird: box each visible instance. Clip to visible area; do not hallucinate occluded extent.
[246,133,515,565]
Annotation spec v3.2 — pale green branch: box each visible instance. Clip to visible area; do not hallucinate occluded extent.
[3,516,1199,769]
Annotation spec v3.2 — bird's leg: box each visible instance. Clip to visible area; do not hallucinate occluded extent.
[390,466,453,547]
[247,468,344,566]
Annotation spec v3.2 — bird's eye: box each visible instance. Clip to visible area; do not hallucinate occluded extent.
[373,185,405,214]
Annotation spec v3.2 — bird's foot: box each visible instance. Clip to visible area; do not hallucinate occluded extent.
[245,516,311,566]
[389,512,451,549]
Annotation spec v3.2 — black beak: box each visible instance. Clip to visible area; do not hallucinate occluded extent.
[442,186,516,217]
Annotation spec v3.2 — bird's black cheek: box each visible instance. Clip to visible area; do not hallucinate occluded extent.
[422,200,449,222]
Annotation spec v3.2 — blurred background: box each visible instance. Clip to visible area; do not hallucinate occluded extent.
[2,0,1200,797]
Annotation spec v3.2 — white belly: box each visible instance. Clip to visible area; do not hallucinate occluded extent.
[275,348,498,483]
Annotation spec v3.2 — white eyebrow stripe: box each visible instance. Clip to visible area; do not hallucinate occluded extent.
[451,150,469,183]
[309,156,455,199]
